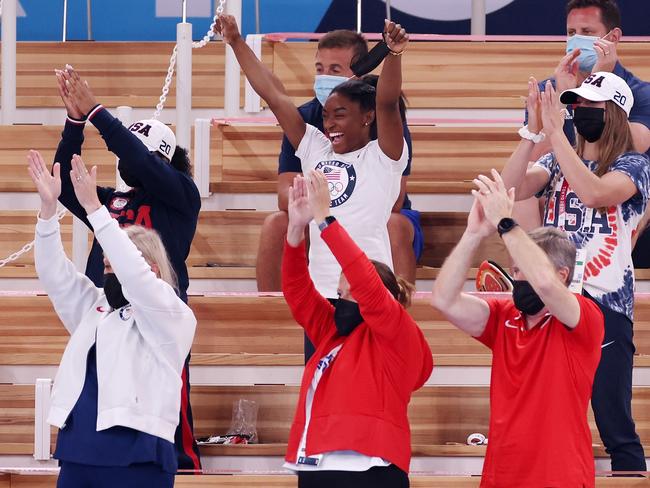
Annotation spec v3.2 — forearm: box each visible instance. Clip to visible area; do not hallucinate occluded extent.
[500,138,536,191]
[501,226,558,290]
[286,222,304,247]
[376,54,401,109]
[230,37,287,107]
[432,231,482,306]
[549,132,604,205]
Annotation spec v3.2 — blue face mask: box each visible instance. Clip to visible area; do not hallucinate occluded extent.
[313,74,348,106]
[566,34,600,73]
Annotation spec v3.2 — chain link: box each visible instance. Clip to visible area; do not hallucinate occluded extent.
[0,208,67,269]
[153,0,228,118]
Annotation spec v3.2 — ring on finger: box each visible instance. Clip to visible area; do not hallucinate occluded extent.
[75,176,82,182]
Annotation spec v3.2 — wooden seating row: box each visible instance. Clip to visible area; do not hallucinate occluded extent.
[0,124,520,194]
[0,384,648,461]
[0,474,646,487]
[3,41,650,110]
[0,295,649,367]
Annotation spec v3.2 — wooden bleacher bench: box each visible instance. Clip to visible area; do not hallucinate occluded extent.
[210,124,521,195]
[0,295,649,368]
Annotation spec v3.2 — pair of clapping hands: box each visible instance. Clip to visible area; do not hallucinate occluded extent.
[27,151,101,220]
[54,65,98,119]
[469,170,515,239]
[287,171,331,231]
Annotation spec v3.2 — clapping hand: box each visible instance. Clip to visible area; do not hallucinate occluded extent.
[554,50,580,95]
[471,169,515,229]
[540,81,565,138]
[55,65,84,119]
[307,171,332,224]
[27,150,60,220]
[58,67,98,117]
[526,76,542,134]
[70,154,101,215]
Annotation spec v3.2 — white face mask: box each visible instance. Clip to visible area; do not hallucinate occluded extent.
[313,74,349,106]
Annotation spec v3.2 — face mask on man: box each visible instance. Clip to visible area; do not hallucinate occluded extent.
[573,106,606,142]
[103,273,129,310]
[313,74,348,106]
[333,298,364,336]
[512,280,545,316]
[566,34,600,73]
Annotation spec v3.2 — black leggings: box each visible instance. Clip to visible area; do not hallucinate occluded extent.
[298,465,409,488]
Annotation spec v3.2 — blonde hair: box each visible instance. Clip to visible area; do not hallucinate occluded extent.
[124,225,178,291]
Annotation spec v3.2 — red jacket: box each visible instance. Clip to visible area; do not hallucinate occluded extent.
[281,221,433,473]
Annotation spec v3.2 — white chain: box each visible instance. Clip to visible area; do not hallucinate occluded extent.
[153,0,227,118]
[0,208,67,269]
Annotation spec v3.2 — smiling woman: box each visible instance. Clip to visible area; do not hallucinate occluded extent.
[215,13,410,298]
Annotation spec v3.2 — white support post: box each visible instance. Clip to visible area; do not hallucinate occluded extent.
[1,0,17,125]
[115,106,133,192]
[244,34,263,113]
[224,0,243,117]
[176,22,192,152]
[193,119,211,198]
[356,0,362,33]
[471,0,486,36]
[34,379,52,461]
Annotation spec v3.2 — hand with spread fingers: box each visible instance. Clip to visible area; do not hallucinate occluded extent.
[287,175,313,229]
[59,67,99,117]
[383,19,409,55]
[214,14,242,45]
[471,169,515,229]
[70,154,101,215]
[526,76,543,134]
[27,150,61,220]
[554,50,581,95]
[55,65,84,119]
[307,171,332,224]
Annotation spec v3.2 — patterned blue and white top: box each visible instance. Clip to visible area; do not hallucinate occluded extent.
[535,151,650,320]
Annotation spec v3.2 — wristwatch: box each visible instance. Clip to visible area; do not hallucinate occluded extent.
[518,125,545,143]
[497,217,518,237]
[318,216,336,232]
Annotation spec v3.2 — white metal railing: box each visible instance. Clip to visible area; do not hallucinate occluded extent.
[34,379,52,461]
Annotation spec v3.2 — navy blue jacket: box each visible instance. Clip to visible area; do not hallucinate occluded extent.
[55,108,201,302]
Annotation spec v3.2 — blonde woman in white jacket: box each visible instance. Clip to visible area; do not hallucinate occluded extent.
[29,150,196,488]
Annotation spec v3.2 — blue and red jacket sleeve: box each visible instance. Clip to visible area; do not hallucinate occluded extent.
[281,239,335,348]
[87,106,200,216]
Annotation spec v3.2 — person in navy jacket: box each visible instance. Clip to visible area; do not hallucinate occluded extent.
[52,67,202,471]
[30,151,196,487]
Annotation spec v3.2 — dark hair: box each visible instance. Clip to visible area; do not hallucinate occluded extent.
[170,146,192,176]
[318,30,368,67]
[566,0,622,31]
[330,76,408,139]
[371,260,415,308]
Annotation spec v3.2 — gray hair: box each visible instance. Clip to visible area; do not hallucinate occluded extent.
[528,227,577,285]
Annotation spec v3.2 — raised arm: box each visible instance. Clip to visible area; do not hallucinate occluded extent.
[475,170,580,327]
[282,175,335,346]
[376,21,408,161]
[431,201,492,337]
[29,151,101,334]
[215,15,306,150]
[541,82,638,208]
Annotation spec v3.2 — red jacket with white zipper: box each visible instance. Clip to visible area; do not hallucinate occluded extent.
[281,221,433,473]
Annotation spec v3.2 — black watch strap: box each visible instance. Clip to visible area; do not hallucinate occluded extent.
[497,217,518,237]
[318,216,336,232]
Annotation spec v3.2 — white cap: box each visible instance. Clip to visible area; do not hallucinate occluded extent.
[127,119,177,160]
[560,71,634,117]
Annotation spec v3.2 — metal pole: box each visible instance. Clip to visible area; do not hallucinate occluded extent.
[1,0,17,125]
[87,0,93,40]
[471,0,486,36]
[176,21,193,151]
[182,0,187,23]
[356,0,362,33]
[224,0,243,117]
[385,0,391,21]
[62,0,68,41]
[255,0,260,34]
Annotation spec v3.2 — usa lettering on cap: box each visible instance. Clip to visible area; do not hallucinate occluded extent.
[127,119,177,161]
[559,71,634,118]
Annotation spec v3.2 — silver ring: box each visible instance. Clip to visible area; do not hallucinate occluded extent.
[76,176,82,182]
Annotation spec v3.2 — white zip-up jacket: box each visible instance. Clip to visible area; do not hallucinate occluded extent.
[34,206,197,443]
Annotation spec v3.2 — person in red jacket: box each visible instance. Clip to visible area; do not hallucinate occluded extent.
[281,171,433,488]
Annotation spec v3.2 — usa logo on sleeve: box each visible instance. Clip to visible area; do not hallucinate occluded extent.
[315,160,357,208]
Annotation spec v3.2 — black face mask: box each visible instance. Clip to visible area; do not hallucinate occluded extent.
[334,299,364,336]
[512,280,545,316]
[103,273,129,310]
[573,106,606,143]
